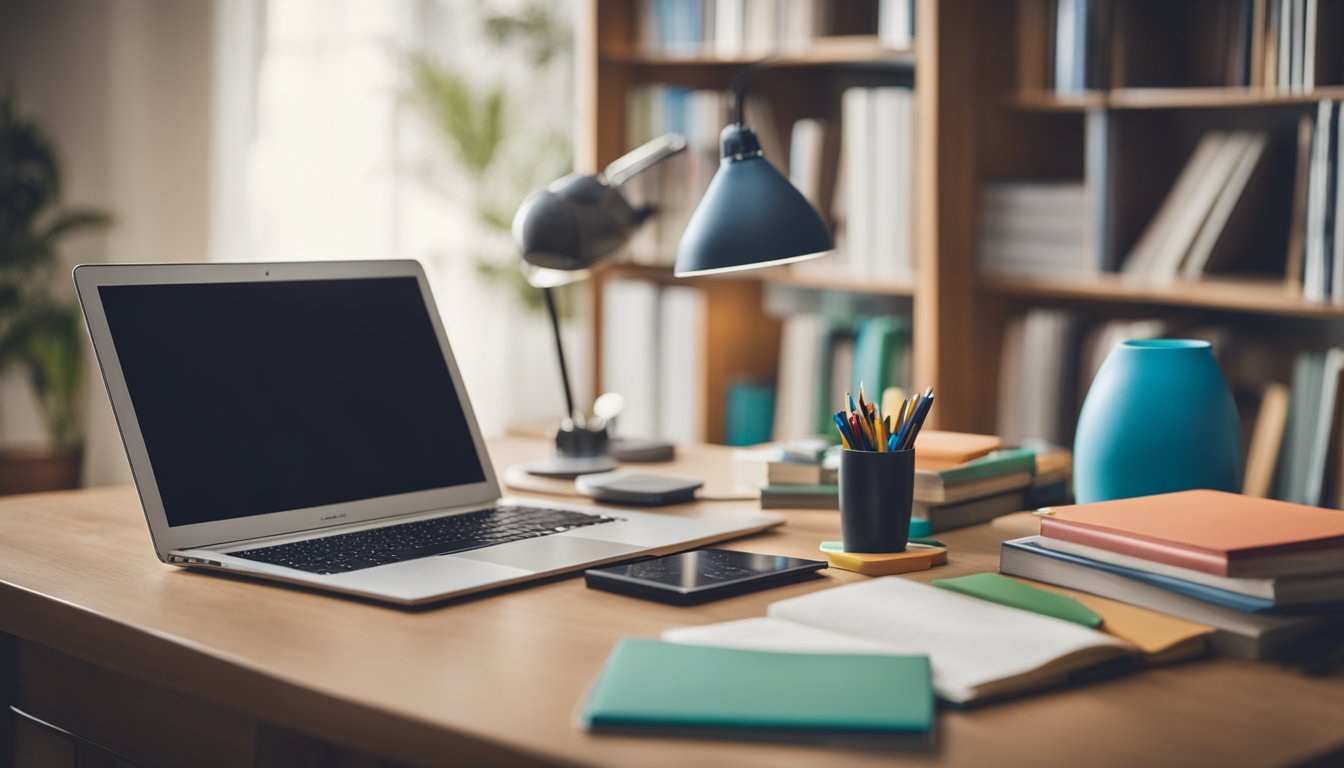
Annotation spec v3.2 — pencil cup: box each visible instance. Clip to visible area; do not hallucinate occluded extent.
[839,448,915,554]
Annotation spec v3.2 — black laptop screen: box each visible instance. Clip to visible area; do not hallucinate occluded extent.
[98,276,487,527]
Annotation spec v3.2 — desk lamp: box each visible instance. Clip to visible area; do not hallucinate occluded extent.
[513,67,834,476]
[674,70,834,276]
[513,133,687,476]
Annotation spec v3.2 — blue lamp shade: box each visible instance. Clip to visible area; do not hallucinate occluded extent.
[674,124,834,277]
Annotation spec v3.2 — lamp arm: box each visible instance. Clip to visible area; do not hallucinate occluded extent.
[541,285,577,420]
[602,133,689,187]
[729,59,768,126]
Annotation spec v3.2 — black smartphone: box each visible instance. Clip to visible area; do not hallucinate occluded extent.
[583,548,827,605]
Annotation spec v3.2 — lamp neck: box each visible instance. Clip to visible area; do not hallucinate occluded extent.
[718,123,763,162]
[728,60,764,127]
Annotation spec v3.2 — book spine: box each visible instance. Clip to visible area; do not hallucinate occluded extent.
[1039,517,1231,576]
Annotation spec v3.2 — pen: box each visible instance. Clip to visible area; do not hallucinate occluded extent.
[900,389,934,451]
[833,412,856,447]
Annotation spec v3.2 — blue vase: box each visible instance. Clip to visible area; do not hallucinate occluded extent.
[1073,340,1242,504]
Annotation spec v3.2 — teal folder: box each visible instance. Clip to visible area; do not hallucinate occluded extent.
[582,638,933,735]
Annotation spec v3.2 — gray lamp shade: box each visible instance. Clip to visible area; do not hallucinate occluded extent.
[674,124,833,277]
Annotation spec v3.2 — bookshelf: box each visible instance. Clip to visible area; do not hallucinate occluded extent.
[579,0,1344,457]
[578,0,987,442]
[978,0,1344,508]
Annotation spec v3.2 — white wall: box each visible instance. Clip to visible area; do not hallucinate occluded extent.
[0,0,214,485]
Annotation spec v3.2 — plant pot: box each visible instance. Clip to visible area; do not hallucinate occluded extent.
[0,446,83,496]
[1073,339,1242,504]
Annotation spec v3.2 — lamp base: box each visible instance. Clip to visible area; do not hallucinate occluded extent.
[519,455,619,479]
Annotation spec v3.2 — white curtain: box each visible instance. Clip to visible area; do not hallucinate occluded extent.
[210,0,586,438]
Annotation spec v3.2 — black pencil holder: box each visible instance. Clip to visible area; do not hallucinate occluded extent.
[839,448,915,554]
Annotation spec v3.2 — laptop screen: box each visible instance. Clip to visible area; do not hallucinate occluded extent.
[98,276,486,527]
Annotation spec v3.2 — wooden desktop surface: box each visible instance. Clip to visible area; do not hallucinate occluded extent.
[1,437,1341,767]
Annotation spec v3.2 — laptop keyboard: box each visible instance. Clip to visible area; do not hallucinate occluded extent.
[230,505,617,575]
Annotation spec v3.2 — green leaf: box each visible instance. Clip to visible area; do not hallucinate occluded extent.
[405,54,508,176]
[18,301,85,449]
[35,208,113,245]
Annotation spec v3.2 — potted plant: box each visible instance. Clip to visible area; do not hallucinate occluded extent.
[0,94,111,494]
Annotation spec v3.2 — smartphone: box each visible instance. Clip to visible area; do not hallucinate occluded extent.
[583,548,827,605]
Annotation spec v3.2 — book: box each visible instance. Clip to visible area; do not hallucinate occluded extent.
[735,449,838,489]
[978,181,1090,278]
[772,314,822,441]
[760,483,839,510]
[932,573,1104,627]
[924,447,1035,485]
[1303,347,1344,505]
[763,469,1034,510]
[581,638,934,736]
[1243,382,1291,497]
[1036,535,1344,605]
[663,577,1136,705]
[656,285,706,445]
[1015,537,1326,614]
[1285,114,1315,287]
[1000,577,1213,664]
[1124,133,1227,277]
[851,316,908,403]
[915,470,1033,505]
[1037,489,1344,577]
[914,491,1027,533]
[911,431,1001,471]
[1000,537,1344,660]
[996,309,1082,446]
[1180,132,1270,279]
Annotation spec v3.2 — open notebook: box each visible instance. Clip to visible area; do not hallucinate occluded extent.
[663,578,1200,705]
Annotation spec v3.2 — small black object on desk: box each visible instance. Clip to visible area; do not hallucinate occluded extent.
[584,549,827,605]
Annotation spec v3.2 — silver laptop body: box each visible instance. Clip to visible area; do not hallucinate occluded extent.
[75,260,780,605]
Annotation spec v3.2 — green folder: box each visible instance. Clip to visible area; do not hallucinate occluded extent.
[582,638,933,735]
[931,573,1103,628]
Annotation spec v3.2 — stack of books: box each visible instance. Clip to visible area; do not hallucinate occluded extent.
[978,181,1090,278]
[741,432,1066,533]
[1000,490,1344,661]
[734,439,837,492]
[1121,131,1274,283]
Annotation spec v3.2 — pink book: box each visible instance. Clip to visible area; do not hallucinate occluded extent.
[1038,490,1344,577]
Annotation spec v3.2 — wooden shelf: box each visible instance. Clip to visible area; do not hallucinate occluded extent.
[1007,86,1344,112]
[604,262,916,296]
[981,274,1344,320]
[762,266,916,296]
[1007,90,1107,112]
[602,36,915,69]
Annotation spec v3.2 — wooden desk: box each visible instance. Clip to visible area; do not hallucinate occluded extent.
[1,437,1341,767]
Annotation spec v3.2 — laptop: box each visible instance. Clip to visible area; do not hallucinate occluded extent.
[74,260,781,605]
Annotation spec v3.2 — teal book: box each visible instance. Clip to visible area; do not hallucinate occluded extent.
[852,316,908,399]
[582,638,933,735]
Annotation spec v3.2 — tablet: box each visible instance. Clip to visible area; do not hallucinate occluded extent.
[584,548,827,605]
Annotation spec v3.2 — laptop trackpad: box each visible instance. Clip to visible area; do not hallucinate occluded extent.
[453,534,644,573]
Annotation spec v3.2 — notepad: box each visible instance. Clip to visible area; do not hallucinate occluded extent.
[663,578,1134,705]
[581,638,934,736]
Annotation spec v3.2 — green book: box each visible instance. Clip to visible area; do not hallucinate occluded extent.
[582,638,933,735]
[760,483,839,509]
[931,573,1103,628]
[927,447,1037,485]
